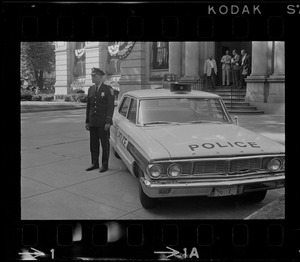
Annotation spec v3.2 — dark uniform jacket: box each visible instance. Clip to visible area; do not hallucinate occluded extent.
[85,83,114,127]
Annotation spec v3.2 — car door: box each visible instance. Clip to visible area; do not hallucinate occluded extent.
[114,96,137,172]
[111,95,130,149]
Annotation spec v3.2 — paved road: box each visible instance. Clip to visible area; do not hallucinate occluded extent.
[21,109,285,219]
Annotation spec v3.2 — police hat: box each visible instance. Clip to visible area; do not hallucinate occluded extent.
[91,67,105,76]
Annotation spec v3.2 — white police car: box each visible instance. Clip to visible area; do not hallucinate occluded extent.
[110,83,285,209]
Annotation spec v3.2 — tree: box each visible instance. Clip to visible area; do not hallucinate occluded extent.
[20,42,55,90]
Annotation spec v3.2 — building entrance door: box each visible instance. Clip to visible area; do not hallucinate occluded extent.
[215,42,252,86]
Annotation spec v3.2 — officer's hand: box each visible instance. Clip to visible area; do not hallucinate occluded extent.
[85,123,90,131]
[104,123,111,131]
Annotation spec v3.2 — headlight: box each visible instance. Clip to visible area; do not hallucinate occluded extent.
[168,164,182,178]
[268,158,282,172]
[148,164,163,179]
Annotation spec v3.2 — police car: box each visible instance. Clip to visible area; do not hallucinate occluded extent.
[110,83,285,209]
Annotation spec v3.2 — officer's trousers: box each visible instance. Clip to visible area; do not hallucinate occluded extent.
[89,126,110,168]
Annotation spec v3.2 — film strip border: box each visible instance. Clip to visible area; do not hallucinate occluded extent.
[10,221,299,260]
[2,2,298,39]
[3,1,300,261]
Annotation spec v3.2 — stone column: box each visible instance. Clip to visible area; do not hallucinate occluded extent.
[246,41,285,114]
[267,41,285,114]
[168,42,182,77]
[270,41,285,79]
[182,42,200,80]
[54,42,71,95]
[245,42,269,111]
[248,41,269,79]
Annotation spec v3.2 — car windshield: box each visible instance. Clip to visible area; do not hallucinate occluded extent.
[138,98,230,125]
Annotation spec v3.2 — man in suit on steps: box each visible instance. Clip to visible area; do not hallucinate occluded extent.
[231,50,240,88]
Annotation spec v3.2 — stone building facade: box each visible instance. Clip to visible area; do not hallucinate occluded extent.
[54,41,284,114]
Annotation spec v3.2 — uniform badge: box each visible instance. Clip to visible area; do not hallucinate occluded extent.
[101,92,105,97]
[110,88,114,96]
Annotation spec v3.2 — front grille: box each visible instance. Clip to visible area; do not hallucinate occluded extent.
[194,161,229,174]
[230,158,261,172]
[159,155,284,177]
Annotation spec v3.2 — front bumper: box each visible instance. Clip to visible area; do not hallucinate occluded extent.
[140,173,285,198]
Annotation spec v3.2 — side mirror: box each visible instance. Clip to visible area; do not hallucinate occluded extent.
[233,116,239,126]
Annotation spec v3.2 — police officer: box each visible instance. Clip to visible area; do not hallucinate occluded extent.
[85,68,115,173]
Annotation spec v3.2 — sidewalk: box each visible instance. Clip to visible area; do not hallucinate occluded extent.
[21,101,86,113]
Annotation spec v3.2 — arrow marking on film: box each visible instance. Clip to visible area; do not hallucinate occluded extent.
[19,247,46,258]
[154,246,180,258]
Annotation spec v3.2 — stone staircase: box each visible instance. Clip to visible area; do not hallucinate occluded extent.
[214,87,264,114]
[176,78,264,114]
[178,80,263,114]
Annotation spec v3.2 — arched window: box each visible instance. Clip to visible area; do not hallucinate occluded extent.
[152,42,169,69]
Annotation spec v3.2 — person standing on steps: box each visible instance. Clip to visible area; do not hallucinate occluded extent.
[85,67,115,173]
[240,49,251,89]
[221,50,232,86]
[231,50,240,88]
[204,54,218,90]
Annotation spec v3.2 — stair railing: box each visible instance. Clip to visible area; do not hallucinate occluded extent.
[230,78,245,110]
[191,77,205,91]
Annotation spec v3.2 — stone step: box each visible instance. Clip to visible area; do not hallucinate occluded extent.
[216,93,246,97]
[219,97,246,101]
[221,99,247,104]
[215,86,245,90]
[227,106,258,111]
[228,109,264,114]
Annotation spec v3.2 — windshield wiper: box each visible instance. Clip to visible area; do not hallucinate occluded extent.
[187,120,223,124]
[143,121,181,126]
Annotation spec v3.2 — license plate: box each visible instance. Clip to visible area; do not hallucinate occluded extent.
[213,186,238,197]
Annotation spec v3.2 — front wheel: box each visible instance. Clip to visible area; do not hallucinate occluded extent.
[244,190,267,202]
[139,184,156,209]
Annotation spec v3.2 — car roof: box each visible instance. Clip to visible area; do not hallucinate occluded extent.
[123,88,221,99]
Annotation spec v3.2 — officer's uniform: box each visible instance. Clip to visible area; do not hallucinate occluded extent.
[86,69,115,170]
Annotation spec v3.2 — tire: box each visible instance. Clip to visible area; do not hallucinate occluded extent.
[139,184,156,209]
[245,190,267,202]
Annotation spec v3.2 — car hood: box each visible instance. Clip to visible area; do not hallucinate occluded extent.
[143,124,284,159]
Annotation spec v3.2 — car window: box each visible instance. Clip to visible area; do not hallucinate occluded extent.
[138,98,229,124]
[119,96,131,117]
[127,98,137,123]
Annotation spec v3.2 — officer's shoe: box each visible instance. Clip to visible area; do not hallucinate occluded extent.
[86,164,99,171]
[99,167,108,173]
